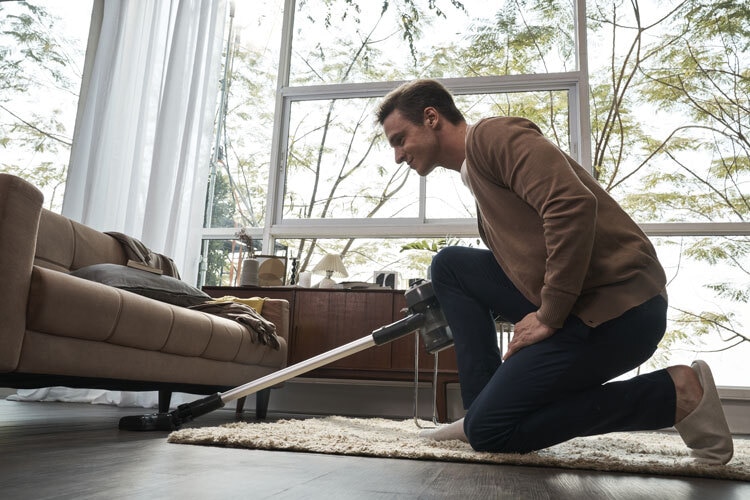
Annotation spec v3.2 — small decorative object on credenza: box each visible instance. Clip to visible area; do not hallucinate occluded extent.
[374,271,399,289]
[235,227,259,286]
[298,271,312,287]
[256,255,287,286]
[312,253,349,288]
[288,257,298,285]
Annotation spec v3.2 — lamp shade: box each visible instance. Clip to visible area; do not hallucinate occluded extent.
[312,253,349,278]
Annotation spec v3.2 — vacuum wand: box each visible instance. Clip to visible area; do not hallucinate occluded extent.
[118,280,452,431]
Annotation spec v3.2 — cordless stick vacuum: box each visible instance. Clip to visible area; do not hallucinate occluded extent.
[118,280,453,431]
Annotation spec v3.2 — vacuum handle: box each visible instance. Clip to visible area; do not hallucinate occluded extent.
[372,312,425,345]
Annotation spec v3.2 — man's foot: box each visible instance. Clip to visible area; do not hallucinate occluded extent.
[667,364,703,423]
[419,417,468,442]
[670,361,733,465]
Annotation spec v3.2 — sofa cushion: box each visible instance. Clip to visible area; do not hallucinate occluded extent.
[34,210,128,272]
[70,263,210,307]
[27,266,287,368]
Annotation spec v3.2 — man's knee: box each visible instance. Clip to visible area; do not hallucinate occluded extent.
[430,246,464,279]
[463,410,516,453]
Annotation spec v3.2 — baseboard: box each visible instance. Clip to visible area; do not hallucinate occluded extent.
[265,378,445,420]
[719,387,750,434]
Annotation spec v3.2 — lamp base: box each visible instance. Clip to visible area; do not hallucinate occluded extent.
[318,277,337,289]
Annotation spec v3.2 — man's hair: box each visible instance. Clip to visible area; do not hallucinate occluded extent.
[376,79,465,126]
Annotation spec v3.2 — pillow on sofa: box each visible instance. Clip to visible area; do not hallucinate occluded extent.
[70,263,210,307]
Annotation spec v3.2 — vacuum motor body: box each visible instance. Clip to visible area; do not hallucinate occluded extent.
[404,280,454,354]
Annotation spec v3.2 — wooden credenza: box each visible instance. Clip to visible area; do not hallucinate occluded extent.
[203,286,460,422]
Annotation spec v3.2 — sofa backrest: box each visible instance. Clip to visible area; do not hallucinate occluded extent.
[35,209,127,273]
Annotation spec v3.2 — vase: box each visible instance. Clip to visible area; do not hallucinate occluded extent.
[240,258,259,286]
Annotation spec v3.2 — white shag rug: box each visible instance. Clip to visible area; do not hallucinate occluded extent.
[168,416,750,481]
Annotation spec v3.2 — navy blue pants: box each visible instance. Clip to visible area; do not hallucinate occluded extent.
[430,246,675,453]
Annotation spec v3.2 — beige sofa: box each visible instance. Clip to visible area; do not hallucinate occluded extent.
[0,173,288,416]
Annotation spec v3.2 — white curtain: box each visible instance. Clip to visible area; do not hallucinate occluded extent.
[18,0,227,409]
[63,0,226,285]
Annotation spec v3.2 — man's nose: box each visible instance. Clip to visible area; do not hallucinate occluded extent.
[394,147,405,164]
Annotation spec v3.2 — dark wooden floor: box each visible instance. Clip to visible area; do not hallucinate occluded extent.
[1,399,748,499]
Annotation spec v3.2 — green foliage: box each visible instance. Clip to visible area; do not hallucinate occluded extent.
[400,237,461,253]
[0,1,87,210]
[207,171,236,228]
[1,2,71,92]
[667,306,748,353]
[203,172,238,286]
[210,38,277,230]
[706,283,749,304]
[462,0,574,75]
[294,0,466,81]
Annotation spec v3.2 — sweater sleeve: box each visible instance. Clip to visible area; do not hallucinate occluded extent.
[469,118,598,328]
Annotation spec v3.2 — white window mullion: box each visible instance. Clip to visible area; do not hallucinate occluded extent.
[264,0,296,254]
[573,0,593,172]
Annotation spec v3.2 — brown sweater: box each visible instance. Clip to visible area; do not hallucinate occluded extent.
[464,117,666,328]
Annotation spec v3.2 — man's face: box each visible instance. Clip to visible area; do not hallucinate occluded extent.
[382,109,440,176]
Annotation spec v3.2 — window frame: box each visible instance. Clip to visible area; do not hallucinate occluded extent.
[246,0,595,251]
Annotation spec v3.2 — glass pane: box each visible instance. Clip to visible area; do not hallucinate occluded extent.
[200,237,288,287]
[284,98,420,220]
[646,236,750,387]
[290,0,576,85]
[426,90,571,219]
[205,0,284,229]
[259,237,483,288]
[285,90,571,222]
[0,0,93,212]
[586,0,749,224]
[425,167,476,220]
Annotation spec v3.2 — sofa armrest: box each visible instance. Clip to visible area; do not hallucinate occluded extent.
[0,174,44,371]
[260,298,290,343]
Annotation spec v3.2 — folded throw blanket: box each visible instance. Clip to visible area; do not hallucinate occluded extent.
[106,231,182,279]
[189,301,280,350]
[208,295,266,314]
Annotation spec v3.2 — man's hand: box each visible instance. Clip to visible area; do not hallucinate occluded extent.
[503,312,556,360]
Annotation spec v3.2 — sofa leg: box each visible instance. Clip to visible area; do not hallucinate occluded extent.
[235,396,246,415]
[255,388,271,420]
[158,390,172,413]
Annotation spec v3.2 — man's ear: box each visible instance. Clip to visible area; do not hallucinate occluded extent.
[424,107,438,128]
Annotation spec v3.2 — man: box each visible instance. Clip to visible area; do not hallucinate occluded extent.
[377,79,733,464]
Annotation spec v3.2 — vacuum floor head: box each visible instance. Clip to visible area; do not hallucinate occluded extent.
[118,412,179,431]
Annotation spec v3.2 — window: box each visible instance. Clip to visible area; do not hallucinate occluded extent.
[289,0,577,85]
[0,0,93,211]
[202,0,587,289]
[585,0,750,386]
[651,236,750,386]
[283,96,420,221]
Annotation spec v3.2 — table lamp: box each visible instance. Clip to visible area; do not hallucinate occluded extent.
[312,253,349,288]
